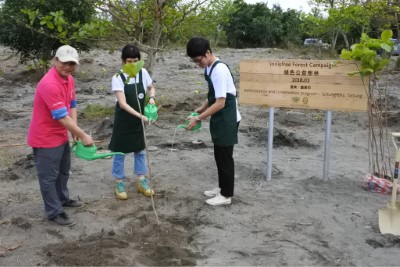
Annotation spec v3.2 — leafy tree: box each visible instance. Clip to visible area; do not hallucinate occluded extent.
[327,4,371,51]
[1,0,236,74]
[223,0,303,48]
[301,10,330,41]
[0,0,97,72]
[305,0,400,54]
[340,30,395,177]
[367,0,400,39]
[94,0,232,74]
[280,9,304,46]
[165,0,237,46]
[302,2,371,53]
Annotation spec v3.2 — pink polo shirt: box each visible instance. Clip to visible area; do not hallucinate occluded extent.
[27,67,76,148]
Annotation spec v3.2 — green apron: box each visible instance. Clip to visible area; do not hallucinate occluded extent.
[109,70,145,153]
[206,61,238,146]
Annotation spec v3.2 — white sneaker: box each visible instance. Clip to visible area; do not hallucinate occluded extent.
[205,194,231,206]
[204,187,221,197]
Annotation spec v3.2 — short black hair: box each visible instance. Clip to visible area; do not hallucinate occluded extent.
[186,37,212,58]
[121,44,141,61]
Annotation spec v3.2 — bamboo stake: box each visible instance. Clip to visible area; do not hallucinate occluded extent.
[135,82,160,225]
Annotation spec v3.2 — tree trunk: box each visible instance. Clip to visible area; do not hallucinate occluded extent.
[339,28,349,49]
[142,0,166,75]
[331,29,339,54]
[145,17,163,75]
[395,12,400,42]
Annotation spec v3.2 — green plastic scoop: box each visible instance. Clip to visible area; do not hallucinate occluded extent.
[71,141,124,161]
[178,112,202,131]
[144,104,158,122]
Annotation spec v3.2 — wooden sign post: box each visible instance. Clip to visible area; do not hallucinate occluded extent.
[239,59,368,180]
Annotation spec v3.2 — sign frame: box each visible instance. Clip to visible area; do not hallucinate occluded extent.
[239,59,368,181]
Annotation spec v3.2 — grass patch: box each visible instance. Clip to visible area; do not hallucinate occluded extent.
[82,104,115,119]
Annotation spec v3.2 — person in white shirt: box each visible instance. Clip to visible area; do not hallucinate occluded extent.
[186,37,241,206]
[108,44,156,200]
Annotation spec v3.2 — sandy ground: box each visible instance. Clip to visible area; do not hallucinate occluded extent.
[1,45,400,266]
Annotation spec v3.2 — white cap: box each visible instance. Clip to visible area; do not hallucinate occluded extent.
[55,45,79,64]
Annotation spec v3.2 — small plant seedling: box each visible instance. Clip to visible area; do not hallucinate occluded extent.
[121,60,144,83]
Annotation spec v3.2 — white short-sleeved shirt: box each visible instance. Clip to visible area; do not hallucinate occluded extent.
[111,68,153,93]
[206,60,241,122]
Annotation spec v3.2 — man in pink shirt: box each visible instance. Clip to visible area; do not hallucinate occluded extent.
[27,45,93,226]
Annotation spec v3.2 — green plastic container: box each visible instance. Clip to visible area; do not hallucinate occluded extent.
[71,141,124,161]
[144,104,158,122]
[178,112,202,131]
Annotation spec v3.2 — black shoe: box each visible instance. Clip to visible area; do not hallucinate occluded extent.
[62,199,84,208]
[49,212,75,226]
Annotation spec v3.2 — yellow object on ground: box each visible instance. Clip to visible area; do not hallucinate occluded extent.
[115,182,128,200]
[137,179,155,197]
[379,132,400,235]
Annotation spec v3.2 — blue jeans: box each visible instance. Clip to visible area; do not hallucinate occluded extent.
[33,142,70,219]
[112,150,147,179]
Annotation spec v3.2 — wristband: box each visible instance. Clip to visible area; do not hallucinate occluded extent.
[149,96,155,100]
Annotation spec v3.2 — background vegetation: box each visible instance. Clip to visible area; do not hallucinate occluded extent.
[0,0,399,73]
[0,0,98,73]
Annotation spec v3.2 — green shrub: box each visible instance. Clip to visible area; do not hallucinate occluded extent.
[0,0,96,71]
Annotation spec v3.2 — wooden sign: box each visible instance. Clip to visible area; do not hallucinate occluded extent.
[239,59,368,112]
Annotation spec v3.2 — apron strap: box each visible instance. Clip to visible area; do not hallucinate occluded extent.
[204,60,221,78]
[118,71,126,84]
[205,61,236,89]
[205,61,236,100]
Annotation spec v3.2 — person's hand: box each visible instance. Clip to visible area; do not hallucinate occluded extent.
[186,116,198,131]
[81,134,93,146]
[141,115,149,124]
[148,98,155,105]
